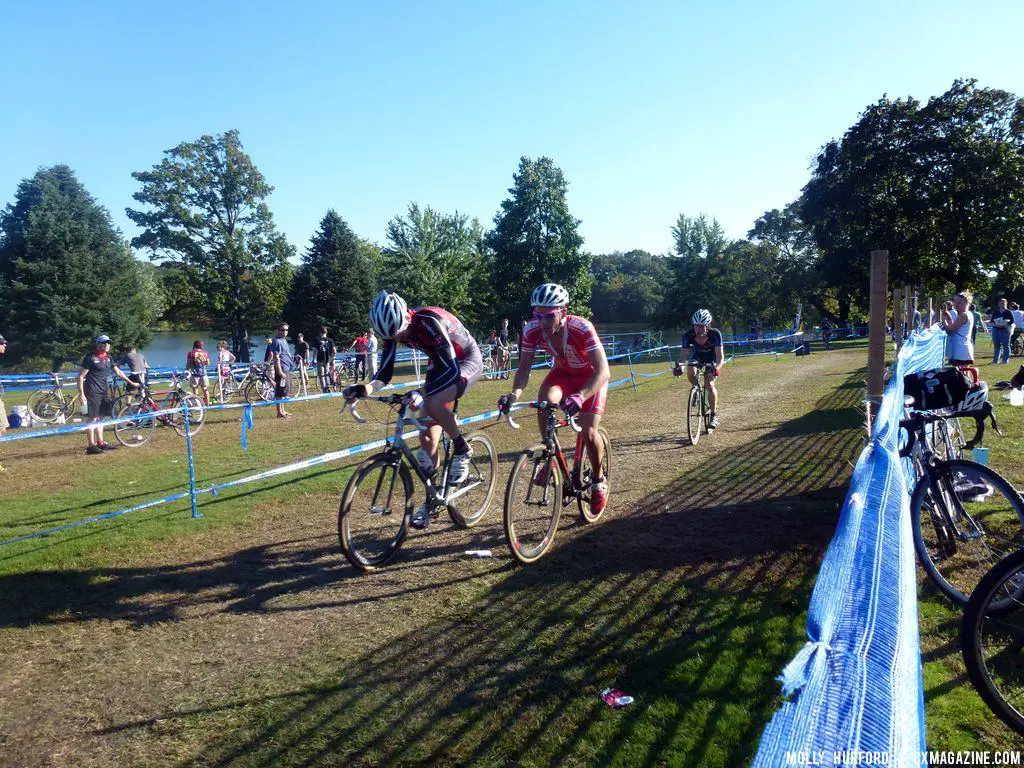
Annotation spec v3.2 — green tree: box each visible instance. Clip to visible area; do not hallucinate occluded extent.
[126,130,295,362]
[283,210,375,342]
[0,165,164,369]
[590,250,671,323]
[660,214,729,327]
[484,156,591,322]
[378,203,488,326]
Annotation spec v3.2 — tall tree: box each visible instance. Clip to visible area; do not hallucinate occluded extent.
[378,203,488,326]
[484,156,591,322]
[283,210,375,343]
[126,130,294,361]
[660,214,729,327]
[0,165,165,369]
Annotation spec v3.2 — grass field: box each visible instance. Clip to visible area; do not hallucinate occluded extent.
[1,340,1023,766]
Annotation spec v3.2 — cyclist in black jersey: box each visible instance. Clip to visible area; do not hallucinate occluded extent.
[673,309,725,429]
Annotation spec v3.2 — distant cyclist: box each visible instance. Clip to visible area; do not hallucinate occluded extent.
[674,309,724,429]
[345,291,483,529]
[498,283,611,516]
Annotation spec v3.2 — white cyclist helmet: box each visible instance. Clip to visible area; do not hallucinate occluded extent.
[531,283,570,308]
[692,309,713,325]
[956,381,989,414]
[369,290,409,339]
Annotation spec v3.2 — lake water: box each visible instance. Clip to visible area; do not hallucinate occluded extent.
[143,331,289,369]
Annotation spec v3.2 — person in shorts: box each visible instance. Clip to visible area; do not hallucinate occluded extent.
[498,283,611,516]
[293,332,310,394]
[185,340,212,405]
[216,340,237,401]
[674,309,725,429]
[78,334,135,454]
[315,327,337,393]
[269,323,295,417]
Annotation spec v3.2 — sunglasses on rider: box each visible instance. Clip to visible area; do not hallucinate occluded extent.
[533,309,562,320]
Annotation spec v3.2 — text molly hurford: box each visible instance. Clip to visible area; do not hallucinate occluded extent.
[785,750,1022,766]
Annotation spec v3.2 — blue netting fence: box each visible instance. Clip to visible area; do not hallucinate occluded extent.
[752,325,945,768]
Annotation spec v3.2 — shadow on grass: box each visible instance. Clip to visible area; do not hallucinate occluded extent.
[0,371,870,767]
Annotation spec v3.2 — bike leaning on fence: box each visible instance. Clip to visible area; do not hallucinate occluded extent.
[111,372,206,447]
[960,546,1024,737]
[898,404,1024,606]
[26,373,81,424]
[499,400,612,564]
[337,393,498,571]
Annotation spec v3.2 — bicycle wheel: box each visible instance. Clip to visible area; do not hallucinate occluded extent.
[504,445,562,564]
[930,416,965,461]
[577,426,612,523]
[911,459,1024,606]
[112,394,156,447]
[446,431,498,528]
[338,455,414,571]
[686,386,702,445]
[27,389,63,423]
[166,393,206,437]
[961,548,1024,736]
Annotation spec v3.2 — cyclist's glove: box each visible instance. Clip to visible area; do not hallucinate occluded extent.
[562,393,584,417]
[497,394,513,414]
[672,363,683,377]
[712,366,721,378]
[342,384,367,400]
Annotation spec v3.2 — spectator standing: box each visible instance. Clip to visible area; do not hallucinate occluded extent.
[185,340,212,406]
[820,316,834,350]
[0,333,8,435]
[349,332,369,382]
[943,293,974,366]
[487,330,499,378]
[263,336,274,362]
[1010,302,1024,356]
[269,323,295,417]
[120,344,149,388]
[216,340,237,401]
[969,303,987,346]
[366,329,379,379]
[315,327,337,393]
[78,334,135,454]
[497,318,511,379]
[293,332,311,395]
[990,298,1015,364]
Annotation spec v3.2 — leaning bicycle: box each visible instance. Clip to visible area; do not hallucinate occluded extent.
[500,401,612,564]
[960,546,1024,736]
[26,373,81,424]
[111,372,205,447]
[900,405,1024,606]
[337,393,497,571]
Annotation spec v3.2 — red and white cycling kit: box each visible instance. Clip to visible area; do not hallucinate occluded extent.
[521,315,608,414]
[377,307,483,397]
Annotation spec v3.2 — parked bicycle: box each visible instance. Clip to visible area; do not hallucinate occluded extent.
[26,373,81,424]
[500,401,611,564]
[337,393,497,571]
[898,405,1024,606]
[111,372,205,447]
[960,547,1024,736]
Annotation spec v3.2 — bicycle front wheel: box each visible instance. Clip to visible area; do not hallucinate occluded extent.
[911,459,1024,606]
[167,394,206,437]
[338,455,414,571]
[686,386,702,445]
[447,431,498,528]
[961,548,1024,736]
[112,394,155,447]
[504,445,562,564]
[577,426,612,523]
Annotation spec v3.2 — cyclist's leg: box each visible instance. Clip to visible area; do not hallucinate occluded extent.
[705,368,718,413]
[537,368,569,439]
[685,360,699,386]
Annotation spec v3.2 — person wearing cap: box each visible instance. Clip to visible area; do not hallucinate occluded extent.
[185,340,212,406]
[78,334,135,454]
[0,333,8,435]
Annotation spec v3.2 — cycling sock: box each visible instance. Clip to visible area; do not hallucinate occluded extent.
[453,435,470,455]
[592,475,605,485]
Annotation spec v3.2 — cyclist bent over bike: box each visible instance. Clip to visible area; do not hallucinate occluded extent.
[346,290,483,529]
[498,283,611,515]
[674,309,724,429]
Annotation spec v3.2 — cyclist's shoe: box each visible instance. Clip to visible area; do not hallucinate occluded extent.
[590,480,609,516]
[449,446,473,484]
[86,444,104,455]
[708,413,720,430]
[98,442,117,451]
[410,504,430,530]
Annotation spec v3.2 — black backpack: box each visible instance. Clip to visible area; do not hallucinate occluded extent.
[903,367,972,411]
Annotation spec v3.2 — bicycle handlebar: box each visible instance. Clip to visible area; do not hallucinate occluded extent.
[499,400,581,433]
[344,392,431,431]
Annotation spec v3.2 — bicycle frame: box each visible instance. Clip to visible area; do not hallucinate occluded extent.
[504,401,586,496]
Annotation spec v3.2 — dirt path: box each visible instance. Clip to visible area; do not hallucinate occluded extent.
[0,350,866,766]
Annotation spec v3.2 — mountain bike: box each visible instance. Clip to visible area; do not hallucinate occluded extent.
[337,393,498,571]
[899,406,1024,606]
[26,374,82,424]
[960,547,1024,736]
[243,364,277,404]
[500,401,612,564]
[111,373,206,447]
[681,361,717,445]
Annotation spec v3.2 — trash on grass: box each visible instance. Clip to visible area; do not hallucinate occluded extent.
[464,549,493,558]
[600,688,634,708]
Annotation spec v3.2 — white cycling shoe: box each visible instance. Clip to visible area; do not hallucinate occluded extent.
[448,447,473,484]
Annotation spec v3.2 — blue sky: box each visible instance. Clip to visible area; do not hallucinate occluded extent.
[2,1,1022,259]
